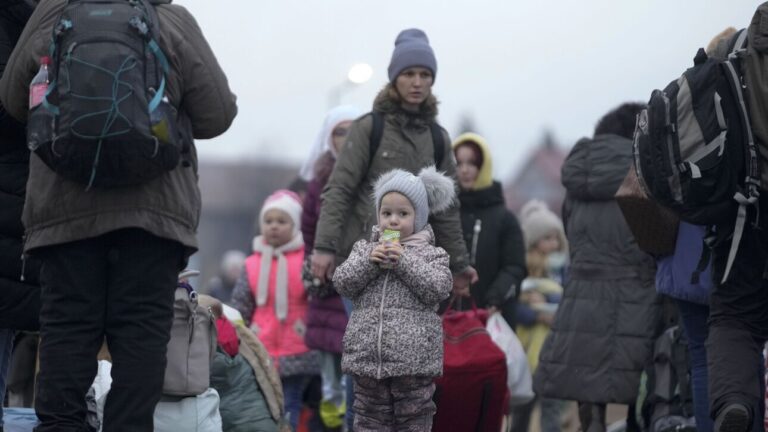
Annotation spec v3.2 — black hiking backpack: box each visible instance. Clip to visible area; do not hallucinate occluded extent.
[633,29,761,282]
[26,0,184,189]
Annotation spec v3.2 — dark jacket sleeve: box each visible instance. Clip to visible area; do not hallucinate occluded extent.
[230,267,254,327]
[484,211,527,307]
[430,128,470,273]
[314,117,372,254]
[301,178,322,251]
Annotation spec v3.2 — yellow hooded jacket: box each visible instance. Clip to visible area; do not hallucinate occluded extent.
[452,132,493,190]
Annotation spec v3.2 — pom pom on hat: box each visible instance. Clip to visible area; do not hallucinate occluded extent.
[419,165,456,214]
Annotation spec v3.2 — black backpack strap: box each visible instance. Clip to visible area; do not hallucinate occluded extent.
[720,28,761,283]
[430,122,445,169]
[368,111,384,169]
[671,327,693,416]
[689,239,711,284]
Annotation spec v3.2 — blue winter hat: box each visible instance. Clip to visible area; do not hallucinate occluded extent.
[387,28,437,83]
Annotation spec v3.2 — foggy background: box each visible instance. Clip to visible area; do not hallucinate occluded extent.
[181,0,758,289]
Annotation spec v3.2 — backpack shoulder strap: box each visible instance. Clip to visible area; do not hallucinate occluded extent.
[368,111,384,169]
[369,111,446,169]
[728,28,749,56]
[430,122,445,169]
[720,27,761,283]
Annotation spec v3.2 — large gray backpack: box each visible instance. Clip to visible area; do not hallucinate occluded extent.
[632,29,760,282]
[27,0,183,189]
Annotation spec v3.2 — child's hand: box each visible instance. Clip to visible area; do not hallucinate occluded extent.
[370,244,390,264]
[384,242,403,265]
[537,311,555,327]
[369,242,403,267]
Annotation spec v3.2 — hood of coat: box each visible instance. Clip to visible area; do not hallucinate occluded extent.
[298,104,363,182]
[458,181,505,210]
[561,134,633,201]
[452,132,493,190]
[372,84,438,128]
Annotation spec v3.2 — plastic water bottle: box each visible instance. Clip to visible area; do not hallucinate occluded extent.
[27,56,54,151]
[29,56,51,109]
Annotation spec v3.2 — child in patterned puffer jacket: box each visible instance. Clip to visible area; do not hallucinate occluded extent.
[332,166,454,431]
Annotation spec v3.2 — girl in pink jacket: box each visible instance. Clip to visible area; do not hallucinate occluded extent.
[231,190,319,431]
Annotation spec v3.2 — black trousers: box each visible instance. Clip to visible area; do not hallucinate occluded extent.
[708,196,768,424]
[33,229,185,432]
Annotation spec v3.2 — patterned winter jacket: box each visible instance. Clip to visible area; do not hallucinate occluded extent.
[333,225,452,379]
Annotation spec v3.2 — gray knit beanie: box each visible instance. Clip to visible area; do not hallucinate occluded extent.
[373,166,456,232]
[387,28,437,83]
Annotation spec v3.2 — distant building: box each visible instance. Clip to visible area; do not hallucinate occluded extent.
[504,131,568,216]
[192,159,299,293]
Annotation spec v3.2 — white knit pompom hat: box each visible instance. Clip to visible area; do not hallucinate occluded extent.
[519,199,567,252]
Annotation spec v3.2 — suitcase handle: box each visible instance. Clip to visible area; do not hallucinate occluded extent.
[443,295,478,315]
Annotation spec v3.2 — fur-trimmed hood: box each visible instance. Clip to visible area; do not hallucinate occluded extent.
[372,84,439,129]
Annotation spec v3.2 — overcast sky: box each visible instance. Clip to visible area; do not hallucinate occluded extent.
[181,1,758,181]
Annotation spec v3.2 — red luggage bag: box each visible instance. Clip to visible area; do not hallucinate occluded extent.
[433,302,509,432]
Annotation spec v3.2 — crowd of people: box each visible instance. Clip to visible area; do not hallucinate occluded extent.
[1,1,768,432]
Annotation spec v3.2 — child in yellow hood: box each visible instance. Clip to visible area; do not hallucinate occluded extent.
[452,133,527,327]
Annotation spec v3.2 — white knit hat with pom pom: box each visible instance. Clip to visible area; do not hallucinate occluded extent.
[372,166,456,232]
[519,199,567,252]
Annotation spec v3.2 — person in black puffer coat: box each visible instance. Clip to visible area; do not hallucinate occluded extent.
[0,1,42,430]
[452,132,527,326]
[0,0,41,332]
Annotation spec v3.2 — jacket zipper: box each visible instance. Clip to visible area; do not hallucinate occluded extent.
[20,253,27,282]
[470,219,482,266]
[376,271,390,379]
[19,234,27,282]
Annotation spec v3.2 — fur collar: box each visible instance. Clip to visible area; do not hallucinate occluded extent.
[372,84,439,129]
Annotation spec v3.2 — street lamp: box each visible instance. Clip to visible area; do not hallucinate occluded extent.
[347,63,373,84]
[328,63,373,108]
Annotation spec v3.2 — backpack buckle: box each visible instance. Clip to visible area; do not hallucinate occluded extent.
[54,19,72,37]
[128,16,149,37]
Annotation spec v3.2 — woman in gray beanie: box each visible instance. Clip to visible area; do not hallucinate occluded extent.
[311,30,477,427]
[311,28,476,314]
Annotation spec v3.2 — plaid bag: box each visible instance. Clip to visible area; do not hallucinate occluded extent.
[615,164,680,255]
